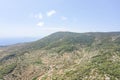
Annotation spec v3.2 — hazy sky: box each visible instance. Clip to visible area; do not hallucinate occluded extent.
[0,0,120,38]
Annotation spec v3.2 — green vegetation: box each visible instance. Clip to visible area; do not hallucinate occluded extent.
[34,60,42,65]
[0,63,16,79]
[32,76,38,80]
[92,51,120,79]
[0,31,120,80]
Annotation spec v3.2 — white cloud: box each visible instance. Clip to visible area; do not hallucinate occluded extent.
[61,16,67,20]
[37,22,44,27]
[47,10,56,17]
[34,13,43,19]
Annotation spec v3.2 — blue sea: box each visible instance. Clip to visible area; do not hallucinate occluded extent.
[0,37,40,46]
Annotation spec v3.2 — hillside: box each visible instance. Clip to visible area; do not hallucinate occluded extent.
[0,31,120,80]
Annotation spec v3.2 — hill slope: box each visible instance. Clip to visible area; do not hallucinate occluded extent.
[0,31,120,80]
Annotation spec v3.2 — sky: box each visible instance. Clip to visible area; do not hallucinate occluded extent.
[0,0,120,39]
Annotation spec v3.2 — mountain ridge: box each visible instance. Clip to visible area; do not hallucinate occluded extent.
[0,31,120,80]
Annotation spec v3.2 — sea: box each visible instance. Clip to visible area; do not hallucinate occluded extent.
[0,37,39,46]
